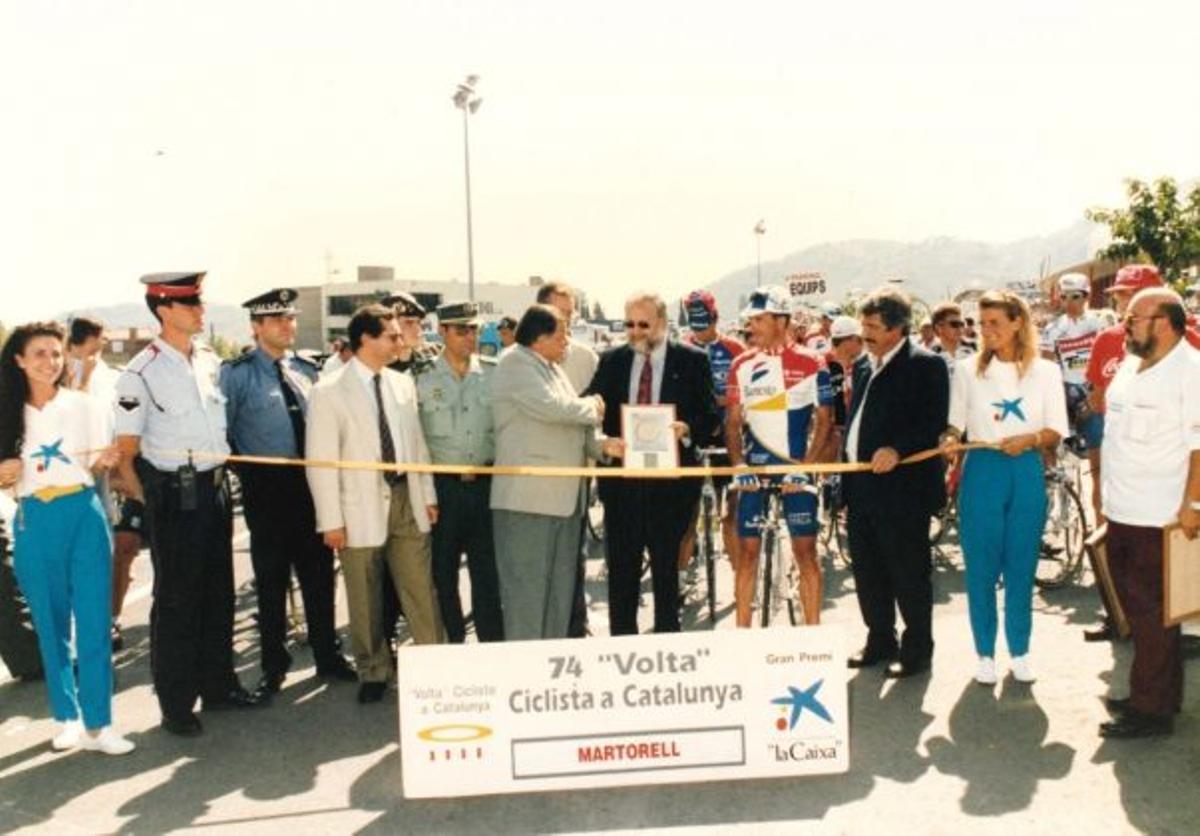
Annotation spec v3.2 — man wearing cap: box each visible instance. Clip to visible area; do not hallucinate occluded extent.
[1041,273,1104,454]
[726,285,834,628]
[384,291,441,377]
[306,304,445,703]
[804,303,839,354]
[219,289,356,694]
[415,301,504,643]
[1081,265,1200,643]
[496,316,518,351]
[824,316,870,459]
[679,290,745,576]
[113,272,265,737]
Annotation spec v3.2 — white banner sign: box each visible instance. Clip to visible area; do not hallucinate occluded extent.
[785,272,827,297]
[398,627,848,798]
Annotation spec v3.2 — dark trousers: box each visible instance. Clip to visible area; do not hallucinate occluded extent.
[1108,521,1182,717]
[846,502,934,665]
[140,462,238,719]
[431,475,504,643]
[568,510,589,638]
[238,464,340,674]
[603,482,694,635]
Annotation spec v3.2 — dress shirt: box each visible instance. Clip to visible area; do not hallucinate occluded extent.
[845,337,905,463]
[627,339,668,405]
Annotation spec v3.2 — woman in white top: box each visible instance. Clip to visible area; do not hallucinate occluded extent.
[940,292,1069,685]
[0,322,133,755]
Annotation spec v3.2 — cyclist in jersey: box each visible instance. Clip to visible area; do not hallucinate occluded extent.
[678,290,746,574]
[726,286,833,627]
[1040,272,1104,452]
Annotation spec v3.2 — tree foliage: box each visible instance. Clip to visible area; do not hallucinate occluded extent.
[1086,177,1200,286]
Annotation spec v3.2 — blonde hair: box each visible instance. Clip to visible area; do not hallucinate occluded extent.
[975,290,1038,378]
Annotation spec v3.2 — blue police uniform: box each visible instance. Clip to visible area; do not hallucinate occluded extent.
[220,312,354,689]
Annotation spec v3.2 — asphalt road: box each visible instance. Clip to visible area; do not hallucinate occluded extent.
[1,509,1198,834]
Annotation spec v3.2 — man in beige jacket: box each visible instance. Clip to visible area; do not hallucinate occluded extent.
[306,305,444,703]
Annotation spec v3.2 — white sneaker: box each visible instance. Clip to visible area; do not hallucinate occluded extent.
[974,657,997,685]
[51,720,83,751]
[1011,655,1036,683]
[80,727,135,756]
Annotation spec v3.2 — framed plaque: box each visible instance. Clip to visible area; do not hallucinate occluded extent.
[621,404,678,470]
[1163,524,1200,626]
[1083,524,1130,639]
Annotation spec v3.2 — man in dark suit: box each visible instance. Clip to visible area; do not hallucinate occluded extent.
[843,287,949,678]
[585,292,718,635]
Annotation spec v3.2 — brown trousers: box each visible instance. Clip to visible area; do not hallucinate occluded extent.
[1107,521,1182,717]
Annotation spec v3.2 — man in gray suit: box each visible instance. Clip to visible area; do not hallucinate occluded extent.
[491,305,623,640]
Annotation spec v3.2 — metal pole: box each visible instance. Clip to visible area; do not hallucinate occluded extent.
[462,107,476,302]
[756,234,762,287]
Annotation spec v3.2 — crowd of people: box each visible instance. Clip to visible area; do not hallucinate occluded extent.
[0,265,1197,754]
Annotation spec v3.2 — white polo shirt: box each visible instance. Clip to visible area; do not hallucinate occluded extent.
[1102,341,1200,527]
[948,356,1069,444]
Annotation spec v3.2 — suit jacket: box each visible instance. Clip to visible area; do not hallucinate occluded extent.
[306,363,438,547]
[843,339,949,515]
[490,345,604,518]
[585,341,718,506]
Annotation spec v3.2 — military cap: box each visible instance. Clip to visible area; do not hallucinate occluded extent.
[140,271,206,300]
[381,291,427,318]
[242,287,299,317]
[437,300,482,326]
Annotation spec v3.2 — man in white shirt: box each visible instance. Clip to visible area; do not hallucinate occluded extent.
[1099,288,1200,739]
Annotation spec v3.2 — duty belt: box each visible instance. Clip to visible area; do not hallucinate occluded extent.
[152,465,226,487]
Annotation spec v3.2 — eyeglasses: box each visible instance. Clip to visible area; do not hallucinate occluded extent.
[623,320,652,330]
[944,320,965,329]
[1123,314,1164,326]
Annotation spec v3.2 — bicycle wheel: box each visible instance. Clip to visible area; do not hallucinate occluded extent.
[585,479,605,543]
[701,496,718,625]
[785,558,802,626]
[1036,478,1088,589]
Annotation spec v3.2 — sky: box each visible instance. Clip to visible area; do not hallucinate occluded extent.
[3,0,1199,322]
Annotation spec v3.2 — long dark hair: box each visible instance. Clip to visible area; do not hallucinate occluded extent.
[0,321,68,460]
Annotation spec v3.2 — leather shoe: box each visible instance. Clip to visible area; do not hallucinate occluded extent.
[161,713,203,737]
[358,682,387,704]
[1099,711,1173,739]
[202,685,268,711]
[885,659,930,679]
[847,647,896,669]
[1083,624,1115,643]
[316,658,358,682]
[257,671,287,695]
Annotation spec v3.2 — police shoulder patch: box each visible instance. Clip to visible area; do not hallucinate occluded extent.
[117,395,141,413]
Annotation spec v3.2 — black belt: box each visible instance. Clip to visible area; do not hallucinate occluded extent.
[150,465,226,488]
[434,466,493,483]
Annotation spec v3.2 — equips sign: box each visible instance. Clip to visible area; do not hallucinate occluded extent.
[398,627,849,797]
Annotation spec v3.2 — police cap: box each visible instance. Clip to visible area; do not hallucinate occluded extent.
[437,300,482,326]
[140,271,206,301]
[242,288,299,317]
[381,291,427,318]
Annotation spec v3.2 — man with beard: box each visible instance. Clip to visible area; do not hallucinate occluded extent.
[585,292,717,634]
[1099,288,1200,738]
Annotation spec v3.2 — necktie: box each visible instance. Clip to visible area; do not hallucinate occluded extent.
[372,373,401,486]
[275,360,305,455]
[636,355,654,405]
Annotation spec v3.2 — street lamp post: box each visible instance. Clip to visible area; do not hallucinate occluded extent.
[452,75,482,301]
[753,219,766,287]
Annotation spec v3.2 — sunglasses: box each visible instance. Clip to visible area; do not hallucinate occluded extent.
[623,320,653,330]
[944,320,965,329]
[1063,293,1087,301]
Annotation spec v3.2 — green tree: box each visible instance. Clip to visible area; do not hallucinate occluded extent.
[1086,177,1200,287]
[591,300,607,321]
[0,321,8,353]
[208,333,243,361]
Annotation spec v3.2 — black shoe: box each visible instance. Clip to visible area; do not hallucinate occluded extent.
[848,647,897,669]
[111,622,124,652]
[357,682,387,704]
[162,713,204,737]
[257,671,287,695]
[316,658,358,682]
[885,659,930,679]
[1084,624,1115,643]
[202,685,269,711]
[1104,696,1131,715]
[1100,711,1173,739]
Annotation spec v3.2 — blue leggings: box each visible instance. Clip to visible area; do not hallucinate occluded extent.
[13,488,114,729]
[958,449,1047,658]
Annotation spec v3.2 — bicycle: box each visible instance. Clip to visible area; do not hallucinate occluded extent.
[745,481,802,627]
[692,446,726,625]
[818,475,851,568]
[1035,440,1089,589]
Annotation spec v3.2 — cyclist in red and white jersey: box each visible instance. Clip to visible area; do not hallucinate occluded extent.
[1040,272,1104,451]
[678,290,746,574]
[726,286,833,627]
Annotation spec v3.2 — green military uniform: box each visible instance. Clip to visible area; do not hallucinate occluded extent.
[416,302,504,642]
